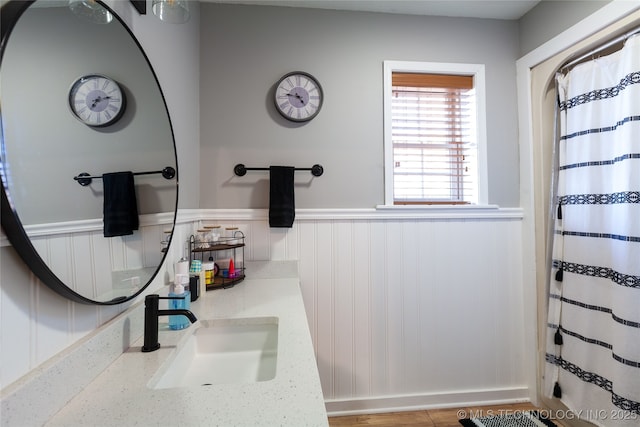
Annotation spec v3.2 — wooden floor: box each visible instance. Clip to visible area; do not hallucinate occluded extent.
[328,402,540,427]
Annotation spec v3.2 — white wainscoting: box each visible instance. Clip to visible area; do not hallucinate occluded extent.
[0,214,184,389]
[2,208,530,414]
[196,208,530,414]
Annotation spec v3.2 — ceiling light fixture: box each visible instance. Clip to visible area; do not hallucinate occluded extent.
[68,0,113,24]
[152,0,190,24]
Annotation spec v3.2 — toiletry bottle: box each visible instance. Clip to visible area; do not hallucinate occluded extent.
[189,275,199,302]
[203,256,215,288]
[168,277,191,330]
[175,258,189,277]
[228,258,236,278]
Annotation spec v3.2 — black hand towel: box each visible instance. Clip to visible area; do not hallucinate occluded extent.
[269,166,295,228]
[103,172,139,237]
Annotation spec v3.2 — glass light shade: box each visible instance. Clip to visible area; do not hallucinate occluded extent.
[152,0,190,24]
[68,0,113,24]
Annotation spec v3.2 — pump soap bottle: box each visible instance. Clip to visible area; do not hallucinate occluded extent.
[169,274,191,330]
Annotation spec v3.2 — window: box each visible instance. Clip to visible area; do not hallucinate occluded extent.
[383,61,488,206]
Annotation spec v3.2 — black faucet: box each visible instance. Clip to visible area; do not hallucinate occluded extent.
[141,294,198,352]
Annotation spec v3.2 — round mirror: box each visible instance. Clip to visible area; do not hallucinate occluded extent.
[1,1,178,304]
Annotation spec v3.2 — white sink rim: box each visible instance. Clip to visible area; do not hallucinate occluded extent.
[148,316,279,389]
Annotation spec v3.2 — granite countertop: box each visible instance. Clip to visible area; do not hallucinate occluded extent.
[46,263,328,427]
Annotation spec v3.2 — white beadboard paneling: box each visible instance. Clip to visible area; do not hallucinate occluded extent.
[110,235,126,272]
[71,234,93,294]
[2,208,529,417]
[285,223,300,261]
[93,231,113,301]
[333,221,355,398]
[142,224,164,268]
[125,232,144,269]
[231,212,526,412]
[288,213,526,410]
[69,234,99,340]
[298,221,318,349]
[34,282,71,367]
[0,248,34,388]
[1,218,173,389]
[352,221,372,397]
[269,228,288,261]
[369,220,389,396]
[48,235,72,287]
[249,220,271,260]
[71,304,99,342]
[384,220,405,394]
[314,221,336,398]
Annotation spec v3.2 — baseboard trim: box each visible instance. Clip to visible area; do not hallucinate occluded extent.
[325,387,531,417]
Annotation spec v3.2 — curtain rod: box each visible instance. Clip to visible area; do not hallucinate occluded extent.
[560,26,640,72]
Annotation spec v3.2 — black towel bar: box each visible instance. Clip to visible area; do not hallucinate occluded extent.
[73,166,176,186]
[234,164,323,177]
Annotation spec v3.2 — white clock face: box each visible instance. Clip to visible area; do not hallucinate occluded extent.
[69,75,126,127]
[274,72,323,122]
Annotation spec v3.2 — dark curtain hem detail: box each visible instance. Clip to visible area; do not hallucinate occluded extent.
[546,353,640,414]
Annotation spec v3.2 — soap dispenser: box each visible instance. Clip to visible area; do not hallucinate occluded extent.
[168,274,191,330]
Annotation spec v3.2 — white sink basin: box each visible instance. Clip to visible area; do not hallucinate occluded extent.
[150,317,278,389]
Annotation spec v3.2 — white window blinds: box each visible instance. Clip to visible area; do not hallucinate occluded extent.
[391,73,478,204]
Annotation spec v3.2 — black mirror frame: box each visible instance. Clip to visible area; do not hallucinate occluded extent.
[0,0,179,305]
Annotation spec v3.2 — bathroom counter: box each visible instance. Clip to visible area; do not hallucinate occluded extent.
[46,269,328,426]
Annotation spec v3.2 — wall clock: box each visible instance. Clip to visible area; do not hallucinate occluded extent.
[274,71,323,122]
[69,74,126,127]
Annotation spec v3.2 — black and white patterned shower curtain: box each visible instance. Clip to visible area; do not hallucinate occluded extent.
[544,35,640,427]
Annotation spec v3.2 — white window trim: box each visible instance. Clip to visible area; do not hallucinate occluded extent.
[382,60,489,207]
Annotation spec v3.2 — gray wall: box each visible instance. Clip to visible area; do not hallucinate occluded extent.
[519,0,612,56]
[200,4,521,208]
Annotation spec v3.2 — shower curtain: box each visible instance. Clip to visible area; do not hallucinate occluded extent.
[544,34,640,427]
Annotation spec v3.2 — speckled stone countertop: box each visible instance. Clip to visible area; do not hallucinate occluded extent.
[46,263,328,427]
